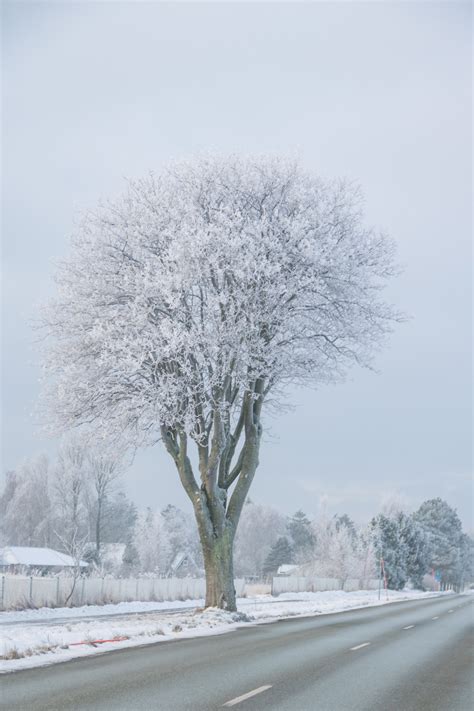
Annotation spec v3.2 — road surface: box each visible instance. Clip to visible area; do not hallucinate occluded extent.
[2,594,472,710]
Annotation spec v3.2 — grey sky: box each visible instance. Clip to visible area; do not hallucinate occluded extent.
[1,1,472,526]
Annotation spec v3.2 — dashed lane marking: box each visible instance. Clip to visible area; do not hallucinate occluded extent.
[448,610,454,613]
[432,616,439,620]
[350,642,371,651]
[403,625,415,629]
[223,685,273,707]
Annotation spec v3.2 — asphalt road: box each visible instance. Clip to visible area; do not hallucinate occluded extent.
[1,594,472,711]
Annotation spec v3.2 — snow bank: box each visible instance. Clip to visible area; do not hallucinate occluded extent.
[0,597,203,624]
[0,589,447,672]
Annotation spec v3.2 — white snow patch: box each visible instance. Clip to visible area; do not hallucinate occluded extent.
[0,589,450,672]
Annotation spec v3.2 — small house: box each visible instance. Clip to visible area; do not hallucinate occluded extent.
[0,546,88,575]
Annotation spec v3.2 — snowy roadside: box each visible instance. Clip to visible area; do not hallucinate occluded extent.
[0,598,203,626]
[0,589,449,672]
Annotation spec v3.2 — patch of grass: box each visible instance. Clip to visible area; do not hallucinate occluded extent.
[1,642,58,661]
[137,627,164,638]
[26,644,55,656]
[1,646,21,660]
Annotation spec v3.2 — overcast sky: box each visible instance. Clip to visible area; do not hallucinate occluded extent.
[2,1,472,527]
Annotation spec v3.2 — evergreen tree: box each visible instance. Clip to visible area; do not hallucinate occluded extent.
[403,515,430,589]
[459,534,474,589]
[134,508,172,574]
[121,537,140,576]
[103,492,138,544]
[371,511,431,590]
[0,456,54,547]
[161,504,201,566]
[262,536,293,577]
[414,498,464,589]
[334,513,356,539]
[234,500,287,577]
[371,513,410,590]
[83,544,101,569]
[287,510,315,562]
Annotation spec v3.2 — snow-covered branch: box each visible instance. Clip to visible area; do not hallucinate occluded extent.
[40,155,400,610]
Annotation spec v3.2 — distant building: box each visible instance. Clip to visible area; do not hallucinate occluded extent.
[276,564,299,576]
[0,546,88,575]
[167,551,202,578]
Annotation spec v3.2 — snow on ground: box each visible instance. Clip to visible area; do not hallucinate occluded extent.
[0,589,449,672]
[1,597,202,625]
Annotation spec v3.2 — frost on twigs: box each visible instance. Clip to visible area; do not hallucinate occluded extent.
[40,155,399,610]
[40,155,398,449]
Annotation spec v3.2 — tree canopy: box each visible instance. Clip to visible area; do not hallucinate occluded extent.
[41,155,399,609]
[42,156,398,448]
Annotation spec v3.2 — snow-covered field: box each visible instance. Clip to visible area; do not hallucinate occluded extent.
[0,589,448,672]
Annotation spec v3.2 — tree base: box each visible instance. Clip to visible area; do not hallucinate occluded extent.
[203,534,237,611]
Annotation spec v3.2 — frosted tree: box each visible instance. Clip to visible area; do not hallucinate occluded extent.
[262,536,294,577]
[287,510,315,563]
[121,537,140,577]
[41,155,398,610]
[0,456,52,547]
[356,525,377,586]
[371,514,408,589]
[407,525,430,588]
[414,498,464,589]
[161,504,202,566]
[104,492,137,545]
[334,513,357,540]
[234,500,287,576]
[0,471,17,545]
[323,525,359,587]
[134,508,172,574]
[53,439,90,554]
[459,534,474,591]
[303,515,371,587]
[370,510,431,590]
[86,448,124,560]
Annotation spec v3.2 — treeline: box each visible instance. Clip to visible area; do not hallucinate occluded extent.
[0,442,202,577]
[1,445,472,589]
[371,500,473,590]
[255,500,473,591]
[0,442,136,566]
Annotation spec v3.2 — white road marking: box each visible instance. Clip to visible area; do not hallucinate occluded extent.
[448,610,454,613]
[432,616,439,620]
[223,685,272,707]
[403,625,415,629]
[350,642,371,651]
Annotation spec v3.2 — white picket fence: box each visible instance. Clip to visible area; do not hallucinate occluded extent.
[272,576,379,595]
[0,575,245,611]
[0,574,380,610]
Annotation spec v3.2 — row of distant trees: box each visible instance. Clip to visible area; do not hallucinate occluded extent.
[1,445,472,589]
[0,441,136,565]
[0,441,202,577]
[259,500,473,591]
[371,499,473,591]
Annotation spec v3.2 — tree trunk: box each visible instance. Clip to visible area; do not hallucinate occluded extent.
[202,527,236,610]
[161,393,262,614]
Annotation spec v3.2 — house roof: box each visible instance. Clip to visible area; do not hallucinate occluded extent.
[0,546,88,567]
[276,564,299,575]
[168,550,199,575]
